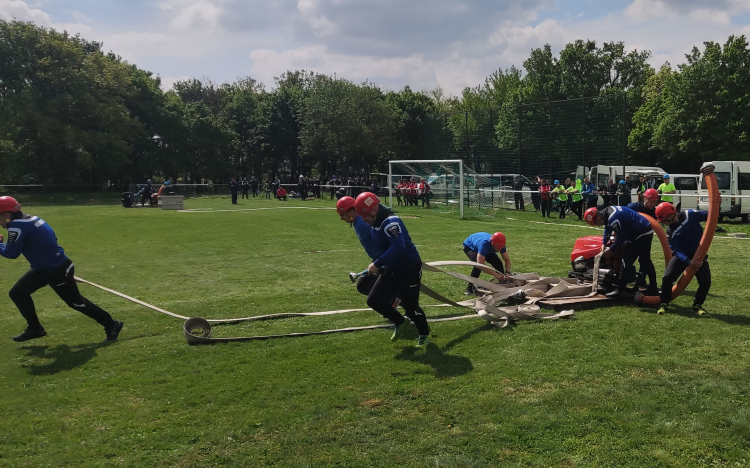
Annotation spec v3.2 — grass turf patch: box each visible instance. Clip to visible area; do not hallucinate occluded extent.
[1,197,749,467]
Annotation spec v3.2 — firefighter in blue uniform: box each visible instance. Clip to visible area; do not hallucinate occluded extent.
[461,232,511,295]
[627,188,659,219]
[0,196,123,342]
[584,205,658,297]
[354,192,430,347]
[654,203,712,315]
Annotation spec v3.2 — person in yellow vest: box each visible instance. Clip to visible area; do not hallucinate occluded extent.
[552,180,568,219]
[657,174,676,204]
[568,179,583,220]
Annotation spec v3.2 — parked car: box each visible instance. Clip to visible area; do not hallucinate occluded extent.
[698,161,750,222]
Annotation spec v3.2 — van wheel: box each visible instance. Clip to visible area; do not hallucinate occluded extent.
[719,215,725,222]
[742,214,748,223]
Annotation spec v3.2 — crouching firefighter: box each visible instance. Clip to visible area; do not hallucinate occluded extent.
[584,205,658,297]
[654,203,712,316]
[0,196,123,342]
[354,192,430,347]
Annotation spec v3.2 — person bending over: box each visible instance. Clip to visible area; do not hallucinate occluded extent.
[354,192,430,347]
[584,205,658,297]
[462,232,511,296]
[654,203,712,316]
[0,196,123,342]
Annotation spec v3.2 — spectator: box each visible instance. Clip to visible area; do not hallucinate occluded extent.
[228,178,239,204]
[264,180,271,199]
[617,180,630,206]
[250,177,259,198]
[569,179,584,220]
[539,179,552,218]
[636,174,651,201]
[530,176,541,212]
[583,177,598,209]
[276,186,288,201]
[552,180,567,219]
[512,176,525,211]
[657,174,676,204]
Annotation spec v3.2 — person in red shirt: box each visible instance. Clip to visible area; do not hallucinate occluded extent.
[539,179,552,217]
[418,178,431,208]
[276,187,287,201]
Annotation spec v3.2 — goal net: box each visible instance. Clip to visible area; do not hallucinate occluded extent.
[388,160,531,218]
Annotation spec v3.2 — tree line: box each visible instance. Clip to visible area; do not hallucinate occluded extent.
[1,19,749,188]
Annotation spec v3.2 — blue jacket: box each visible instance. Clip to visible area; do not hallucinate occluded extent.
[667,210,708,263]
[585,182,598,201]
[0,215,68,270]
[626,201,656,219]
[601,206,653,250]
[371,209,421,272]
[353,216,383,260]
[463,232,507,256]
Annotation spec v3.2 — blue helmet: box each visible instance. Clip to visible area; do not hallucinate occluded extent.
[663,173,670,179]
[619,180,625,185]
[165,181,171,185]
[554,180,560,185]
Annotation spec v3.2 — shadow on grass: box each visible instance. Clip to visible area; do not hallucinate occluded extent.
[393,324,497,378]
[638,305,750,326]
[20,342,114,375]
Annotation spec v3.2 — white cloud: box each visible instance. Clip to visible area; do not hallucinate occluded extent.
[0,0,54,26]
[161,75,193,91]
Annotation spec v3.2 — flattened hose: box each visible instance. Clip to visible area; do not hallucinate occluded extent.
[635,165,719,305]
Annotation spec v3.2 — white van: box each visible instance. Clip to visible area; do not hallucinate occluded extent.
[577,165,666,204]
[668,174,700,210]
[698,161,750,222]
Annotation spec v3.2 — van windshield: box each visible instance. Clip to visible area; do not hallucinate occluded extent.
[701,172,730,190]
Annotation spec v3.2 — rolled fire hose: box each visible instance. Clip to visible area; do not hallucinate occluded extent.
[635,165,719,305]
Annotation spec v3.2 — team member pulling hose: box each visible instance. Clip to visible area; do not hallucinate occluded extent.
[354,192,430,347]
[461,232,511,295]
[654,203,712,315]
[0,196,123,342]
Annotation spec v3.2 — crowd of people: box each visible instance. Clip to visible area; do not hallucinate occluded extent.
[393,177,432,208]
[528,174,677,221]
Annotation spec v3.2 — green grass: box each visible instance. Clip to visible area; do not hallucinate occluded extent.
[1,197,749,467]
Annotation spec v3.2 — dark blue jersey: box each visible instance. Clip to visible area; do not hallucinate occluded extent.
[667,210,708,263]
[463,232,506,256]
[0,215,68,270]
[372,215,421,272]
[601,206,653,250]
[627,201,656,219]
[353,215,383,260]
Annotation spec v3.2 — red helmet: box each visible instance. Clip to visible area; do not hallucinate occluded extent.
[655,202,676,222]
[0,196,21,213]
[490,232,506,250]
[584,207,599,226]
[336,196,355,215]
[354,192,380,216]
[643,188,659,201]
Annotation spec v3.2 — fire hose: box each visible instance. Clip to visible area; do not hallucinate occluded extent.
[634,165,719,305]
[75,260,576,344]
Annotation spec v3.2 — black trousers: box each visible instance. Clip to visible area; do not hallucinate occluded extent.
[571,200,583,220]
[9,259,115,330]
[231,192,238,204]
[660,256,711,305]
[463,246,504,282]
[366,262,429,336]
[242,187,249,198]
[541,198,551,217]
[558,200,567,219]
[617,233,657,291]
[514,194,524,210]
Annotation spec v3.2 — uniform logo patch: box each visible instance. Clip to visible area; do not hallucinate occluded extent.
[385,223,401,238]
[7,229,20,245]
[364,197,374,206]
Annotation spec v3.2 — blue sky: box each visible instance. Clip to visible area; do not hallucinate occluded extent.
[3,0,750,95]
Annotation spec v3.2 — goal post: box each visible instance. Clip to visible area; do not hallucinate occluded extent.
[388,159,466,218]
[388,159,531,218]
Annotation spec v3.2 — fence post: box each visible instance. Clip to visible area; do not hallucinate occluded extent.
[582,98,587,174]
[517,106,523,177]
[548,101,553,180]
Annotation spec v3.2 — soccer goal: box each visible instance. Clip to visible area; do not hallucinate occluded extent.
[388,159,521,219]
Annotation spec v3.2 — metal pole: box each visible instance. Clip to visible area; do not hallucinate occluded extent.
[518,106,523,178]
[460,160,464,219]
[622,94,626,182]
[582,98,587,175]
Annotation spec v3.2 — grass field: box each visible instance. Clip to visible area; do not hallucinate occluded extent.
[1,196,749,467]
